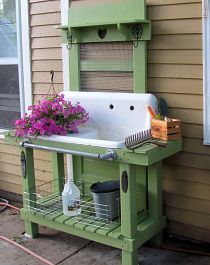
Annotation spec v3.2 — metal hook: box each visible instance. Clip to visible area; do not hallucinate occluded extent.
[50,70,54,84]
[132,24,143,48]
[46,70,56,95]
[133,37,139,49]
[66,30,75,50]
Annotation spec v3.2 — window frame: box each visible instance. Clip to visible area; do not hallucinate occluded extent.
[17,0,32,114]
[0,0,32,135]
[203,0,210,145]
[0,58,18,64]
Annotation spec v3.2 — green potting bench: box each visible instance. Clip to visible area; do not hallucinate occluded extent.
[6,133,181,265]
[5,1,182,264]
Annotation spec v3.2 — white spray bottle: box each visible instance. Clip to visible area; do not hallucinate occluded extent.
[62,155,81,216]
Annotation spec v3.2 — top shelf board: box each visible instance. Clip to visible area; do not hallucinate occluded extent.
[69,0,147,27]
[57,20,151,43]
[56,1,151,43]
[57,20,150,30]
[56,19,150,30]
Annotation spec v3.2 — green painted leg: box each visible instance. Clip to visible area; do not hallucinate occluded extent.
[133,41,147,93]
[52,152,65,195]
[25,220,39,238]
[122,250,138,265]
[21,147,39,238]
[120,163,137,265]
[148,161,163,245]
[148,161,162,218]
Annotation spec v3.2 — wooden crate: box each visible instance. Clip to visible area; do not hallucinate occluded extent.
[151,118,181,141]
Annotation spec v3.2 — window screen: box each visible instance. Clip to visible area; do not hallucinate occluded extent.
[0,0,20,129]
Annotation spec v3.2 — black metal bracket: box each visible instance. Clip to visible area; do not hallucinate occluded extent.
[121,171,128,193]
[21,151,27,179]
[132,24,143,48]
[66,30,75,50]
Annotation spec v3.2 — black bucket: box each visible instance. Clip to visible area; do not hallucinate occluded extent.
[90,180,120,221]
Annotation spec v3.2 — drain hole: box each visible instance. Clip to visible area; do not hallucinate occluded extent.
[130,106,134,111]
[109,104,114,110]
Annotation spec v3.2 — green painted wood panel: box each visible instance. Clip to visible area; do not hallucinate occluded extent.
[133,42,147,93]
[60,23,151,44]
[148,161,162,218]
[69,0,146,27]
[73,156,147,213]
[120,163,137,238]
[52,152,65,195]
[81,60,133,72]
[69,44,80,90]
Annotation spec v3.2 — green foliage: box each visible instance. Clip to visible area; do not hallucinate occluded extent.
[154,114,164,120]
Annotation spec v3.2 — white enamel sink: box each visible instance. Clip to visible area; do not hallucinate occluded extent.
[40,92,158,149]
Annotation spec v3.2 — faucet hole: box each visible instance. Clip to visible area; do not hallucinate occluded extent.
[109,104,114,110]
[130,105,134,111]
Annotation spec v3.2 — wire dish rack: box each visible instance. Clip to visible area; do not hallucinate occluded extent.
[24,179,120,230]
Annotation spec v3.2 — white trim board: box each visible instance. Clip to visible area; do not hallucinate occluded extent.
[61,0,70,91]
[18,0,33,113]
[61,0,73,179]
[14,0,32,115]
[203,0,210,145]
[16,0,25,115]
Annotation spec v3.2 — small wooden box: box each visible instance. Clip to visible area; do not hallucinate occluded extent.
[151,118,181,141]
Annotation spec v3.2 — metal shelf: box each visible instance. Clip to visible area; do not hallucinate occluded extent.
[24,179,120,232]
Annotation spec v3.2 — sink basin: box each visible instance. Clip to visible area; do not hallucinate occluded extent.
[40,126,126,148]
[40,91,158,149]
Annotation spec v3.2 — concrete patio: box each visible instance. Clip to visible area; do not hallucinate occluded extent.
[0,205,210,265]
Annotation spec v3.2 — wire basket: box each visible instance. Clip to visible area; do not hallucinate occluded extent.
[24,179,120,230]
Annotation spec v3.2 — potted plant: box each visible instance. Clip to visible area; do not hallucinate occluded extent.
[15,93,89,137]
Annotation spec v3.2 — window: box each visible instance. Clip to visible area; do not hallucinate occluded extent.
[203,0,210,145]
[0,0,20,129]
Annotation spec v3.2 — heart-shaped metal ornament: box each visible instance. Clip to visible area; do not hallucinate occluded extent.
[98,28,107,39]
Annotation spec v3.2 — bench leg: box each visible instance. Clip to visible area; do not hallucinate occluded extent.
[25,220,39,238]
[52,152,65,195]
[148,161,163,245]
[122,250,138,265]
[22,147,39,238]
[120,163,138,265]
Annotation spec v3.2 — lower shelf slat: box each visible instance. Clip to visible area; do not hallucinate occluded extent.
[53,214,70,224]
[95,220,121,236]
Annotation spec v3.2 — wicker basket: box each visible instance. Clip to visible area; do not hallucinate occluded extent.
[151,118,181,141]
